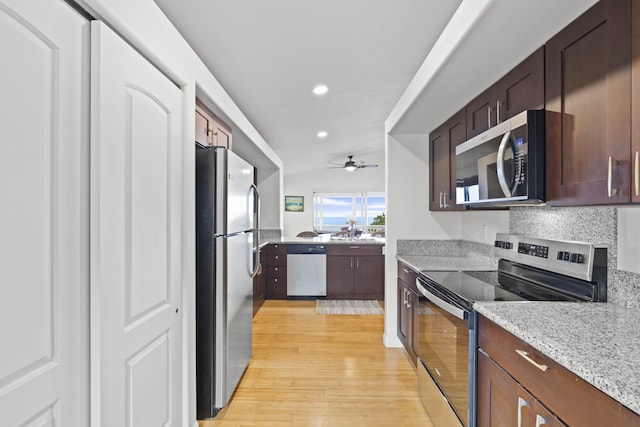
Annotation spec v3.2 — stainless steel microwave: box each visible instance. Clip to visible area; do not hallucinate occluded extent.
[455,109,545,206]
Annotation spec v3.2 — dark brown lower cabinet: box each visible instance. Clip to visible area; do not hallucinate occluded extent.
[326,245,384,299]
[478,315,640,427]
[264,243,287,300]
[477,350,565,427]
[396,261,420,366]
[253,251,265,316]
[397,278,418,367]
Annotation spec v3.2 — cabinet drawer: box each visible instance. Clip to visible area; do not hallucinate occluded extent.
[264,243,287,255]
[327,244,382,256]
[265,254,286,267]
[265,266,286,279]
[397,261,418,289]
[478,316,629,427]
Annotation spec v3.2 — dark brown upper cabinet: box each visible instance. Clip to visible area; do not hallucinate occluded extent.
[497,47,545,122]
[632,0,640,203]
[466,47,544,139]
[429,109,466,211]
[195,99,233,149]
[546,0,631,206]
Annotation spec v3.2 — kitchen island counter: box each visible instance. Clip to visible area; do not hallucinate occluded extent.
[474,301,640,416]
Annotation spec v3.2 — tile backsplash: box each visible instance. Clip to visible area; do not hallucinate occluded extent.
[511,206,640,308]
[259,229,281,245]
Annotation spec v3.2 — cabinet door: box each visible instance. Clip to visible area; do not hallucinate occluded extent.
[429,110,465,211]
[265,266,287,299]
[397,280,410,347]
[253,252,266,316]
[214,120,233,150]
[546,0,631,206]
[466,85,498,138]
[91,21,184,426]
[327,256,355,296]
[0,1,89,425]
[195,103,212,146]
[354,255,384,298]
[497,47,545,122]
[477,351,567,427]
[632,0,640,203]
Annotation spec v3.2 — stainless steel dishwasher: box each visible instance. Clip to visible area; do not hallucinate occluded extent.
[286,244,327,297]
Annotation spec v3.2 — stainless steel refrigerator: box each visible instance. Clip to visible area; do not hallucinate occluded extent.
[195,145,260,419]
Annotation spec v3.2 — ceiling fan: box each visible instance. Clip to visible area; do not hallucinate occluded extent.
[327,155,378,172]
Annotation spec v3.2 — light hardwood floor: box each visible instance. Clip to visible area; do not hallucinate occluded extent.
[200,300,433,427]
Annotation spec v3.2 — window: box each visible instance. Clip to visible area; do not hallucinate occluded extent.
[313,192,385,234]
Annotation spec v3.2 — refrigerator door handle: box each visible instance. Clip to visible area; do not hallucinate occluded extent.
[250,184,261,278]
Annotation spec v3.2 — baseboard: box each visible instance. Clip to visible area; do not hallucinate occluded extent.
[383,332,403,348]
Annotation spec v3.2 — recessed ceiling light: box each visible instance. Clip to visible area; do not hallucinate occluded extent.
[313,84,328,96]
[317,131,328,138]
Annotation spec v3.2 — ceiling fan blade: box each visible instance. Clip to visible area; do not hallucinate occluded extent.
[358,164,378,168]
[326,166,345,169]
[328,161,345,166]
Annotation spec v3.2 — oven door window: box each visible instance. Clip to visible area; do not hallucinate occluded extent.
[418,295,469,425]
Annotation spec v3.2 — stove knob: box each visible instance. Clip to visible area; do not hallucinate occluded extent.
[570,253,585,264]
[563,252,571,261]
[505,242,512,249]
[557,251,564,260]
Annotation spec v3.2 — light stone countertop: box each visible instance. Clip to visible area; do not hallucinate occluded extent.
[397,255,498,272]
[474,301,640,416]
[274,236,385,245]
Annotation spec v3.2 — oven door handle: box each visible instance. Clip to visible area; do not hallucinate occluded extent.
[416,280,468,320]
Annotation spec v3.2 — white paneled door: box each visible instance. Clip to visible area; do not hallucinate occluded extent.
[91,21,184,426]
[0,1,89,426]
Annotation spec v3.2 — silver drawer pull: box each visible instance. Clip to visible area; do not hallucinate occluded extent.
[536,414,547,427]
[518,397,528,427]
[515,349,548,372]
[403,268,411,274]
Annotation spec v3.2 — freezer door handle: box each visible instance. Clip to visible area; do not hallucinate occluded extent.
[250,184,261,278]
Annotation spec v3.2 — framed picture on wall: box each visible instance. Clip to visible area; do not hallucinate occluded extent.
[284,195,304,212]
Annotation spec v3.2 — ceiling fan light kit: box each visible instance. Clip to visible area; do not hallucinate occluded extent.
[328,155,378,172]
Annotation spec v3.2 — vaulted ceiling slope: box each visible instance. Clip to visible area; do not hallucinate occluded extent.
[154,0,598,175]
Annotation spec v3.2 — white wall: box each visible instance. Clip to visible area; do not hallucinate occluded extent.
[282,150,385,236]
[257,168,282,230]
[384,133,458,347]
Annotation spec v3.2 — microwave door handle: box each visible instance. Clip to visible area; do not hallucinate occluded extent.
[496,130,513,197]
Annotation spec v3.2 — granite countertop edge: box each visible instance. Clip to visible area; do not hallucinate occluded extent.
[474,302,640,416]
[262,236,385,245]
[396,254,498,272]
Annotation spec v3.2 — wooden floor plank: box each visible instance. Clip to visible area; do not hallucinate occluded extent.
[199,300,433,427]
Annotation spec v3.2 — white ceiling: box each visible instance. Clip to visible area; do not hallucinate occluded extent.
[153,0,598,175]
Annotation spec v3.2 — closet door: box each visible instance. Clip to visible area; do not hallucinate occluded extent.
[91,21,184,426]
[0,1,89,426]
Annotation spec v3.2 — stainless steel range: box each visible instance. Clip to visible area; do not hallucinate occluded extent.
[415,233,607,427]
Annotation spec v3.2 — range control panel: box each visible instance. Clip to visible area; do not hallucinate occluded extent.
[493,233,605,282]
[517,242,549,258]
[556,251,584,264]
